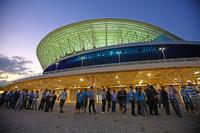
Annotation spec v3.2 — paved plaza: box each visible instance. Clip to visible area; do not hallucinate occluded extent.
[0,103,199,133]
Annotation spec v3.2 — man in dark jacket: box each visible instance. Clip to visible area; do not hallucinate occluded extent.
[160,86,171,115]
[122,88,127,113]
[117,88,124,112]
[145,85,159,115]
[106,88,112,113]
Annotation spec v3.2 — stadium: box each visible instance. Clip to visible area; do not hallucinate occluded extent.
[6,18,200,102]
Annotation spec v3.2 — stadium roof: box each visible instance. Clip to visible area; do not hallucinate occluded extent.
[37,18,183,69]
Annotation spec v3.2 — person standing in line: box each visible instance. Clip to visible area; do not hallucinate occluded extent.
[38,89,47,110]
[32,91,39,110]
[145,85,159,116]
[44,89,51,112]
[135,87,142,115]
[88,86,96,114]
[129,86,136,116]
[168,85,182,117]
[50,90,57,111]
[160,86,171,115]
[23,90,29,109]
[82,89,88,113]
[75,90,84,115]
[106,88,112,113]
[58,88,67,113]
[135,87,149,116]
[101,88,106,113]
[186,83,200,116]
[12,90,20,109]
[111,90,117,113]
[8,90,14,109]
[158,89,162,108]
[15,90,23,110]
[5,91,11,108]
[117,88,124,113]
[27,90,34,110]
[122,88,127,113]
[0,91,7,107]
[180,85,194,114]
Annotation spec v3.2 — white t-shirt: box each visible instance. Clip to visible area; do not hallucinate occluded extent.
[60,91,67,100]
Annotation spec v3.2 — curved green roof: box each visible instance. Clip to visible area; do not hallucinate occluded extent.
[37,18,183,69]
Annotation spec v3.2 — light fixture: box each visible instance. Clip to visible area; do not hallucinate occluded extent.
[159,48,165,50]
[139,80,143,85]
[194,71,200,74]
[80,78,84,82]
[116,51,122,54]
[115,76,118,79]
[197,78,200,80]
[58,80,61,82]
[147,73,151,76]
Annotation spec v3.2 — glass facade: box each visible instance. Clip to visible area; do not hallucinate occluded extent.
[44,43,200,73]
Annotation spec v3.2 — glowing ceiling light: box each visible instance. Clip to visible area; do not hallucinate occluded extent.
[115,76,118,79]
[80,78,84,82]
[147,73,151,76]
[194,71,200,74]
[139,80,143,85]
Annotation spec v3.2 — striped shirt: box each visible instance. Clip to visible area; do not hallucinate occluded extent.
[180,89,191,102]
[186,86,199,98]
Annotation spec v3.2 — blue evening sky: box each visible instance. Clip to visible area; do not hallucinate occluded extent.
[0,0,200,81]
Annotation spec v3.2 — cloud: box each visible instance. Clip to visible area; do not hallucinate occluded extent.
[0,54,33,74]
[0,80,8,87]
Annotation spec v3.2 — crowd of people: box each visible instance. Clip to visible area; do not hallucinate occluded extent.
[0,83,200,118]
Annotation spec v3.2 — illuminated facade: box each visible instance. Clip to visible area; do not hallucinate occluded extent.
[6,19,200,102]
[37,18,183,70]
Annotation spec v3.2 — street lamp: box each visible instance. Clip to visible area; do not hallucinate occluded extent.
[159,48,166,60]
[81,56,86,68]
[55,62,59,72]
[116,51,122,64]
